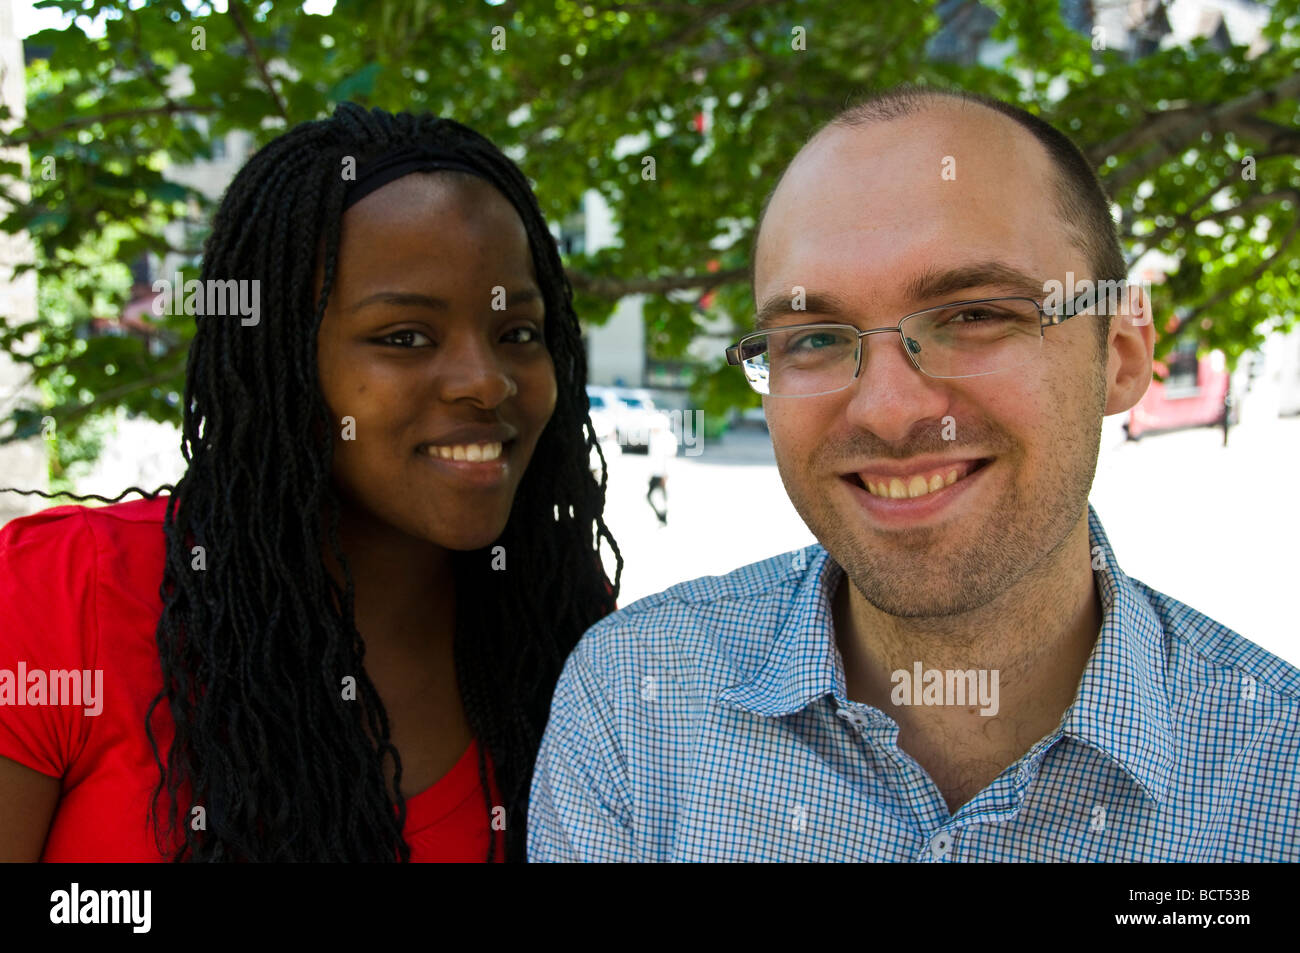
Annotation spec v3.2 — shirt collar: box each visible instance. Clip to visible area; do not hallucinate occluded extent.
[716,506,1176,804]
[1060,505,1176,804]
[716,545,843,716]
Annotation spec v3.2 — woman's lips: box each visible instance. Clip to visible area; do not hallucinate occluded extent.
[416,439,514,487]
[422,440,504,463]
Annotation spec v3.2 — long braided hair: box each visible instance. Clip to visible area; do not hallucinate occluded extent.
[10,102,622,861]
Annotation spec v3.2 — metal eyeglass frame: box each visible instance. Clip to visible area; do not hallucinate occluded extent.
[724,292,1094,397]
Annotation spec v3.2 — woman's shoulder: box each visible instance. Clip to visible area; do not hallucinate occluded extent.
[0,494,169,547]
[0,494,172,801]
[0,494,170,635]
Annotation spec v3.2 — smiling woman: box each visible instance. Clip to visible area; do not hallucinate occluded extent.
[0,103,621,862]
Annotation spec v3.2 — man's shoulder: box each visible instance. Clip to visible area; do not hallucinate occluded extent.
[571,544,823,674]
[1132,576,1300,706]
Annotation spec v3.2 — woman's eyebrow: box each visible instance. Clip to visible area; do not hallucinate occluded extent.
[503,287,544,308]
[348,287,543,313]
[349,291,448,313]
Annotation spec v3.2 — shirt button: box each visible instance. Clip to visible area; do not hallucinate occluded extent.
[836,709,865,729]
[929,831,953,861]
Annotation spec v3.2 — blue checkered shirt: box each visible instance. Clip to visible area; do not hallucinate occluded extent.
[529,506,1300,861]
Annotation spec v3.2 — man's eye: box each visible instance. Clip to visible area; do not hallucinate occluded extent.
[503,324,543,345]
[381,329,433,347]
[948,308,1008,324]
[790,331,839,350]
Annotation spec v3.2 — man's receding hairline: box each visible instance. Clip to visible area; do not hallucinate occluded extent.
[760,92,1058,249]
[753,88,1112,296]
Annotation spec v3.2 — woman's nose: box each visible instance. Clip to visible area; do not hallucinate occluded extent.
[436,335,518,408]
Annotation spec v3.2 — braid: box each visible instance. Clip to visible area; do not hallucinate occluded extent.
[0,485,174,505]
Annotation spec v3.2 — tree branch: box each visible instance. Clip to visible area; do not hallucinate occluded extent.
[1,104,219,148]
[228,2,288,120]
[1220,114,1300,154]
[1128,188,1300,255]
[523,0,785,150]
[3,358,188,443]
[1178,212,1300,326]
[567,265,748,298]
[1096,72,1300,193]
[127,7,178,104]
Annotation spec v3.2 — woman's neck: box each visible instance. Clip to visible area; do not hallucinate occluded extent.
[325,502,457,661]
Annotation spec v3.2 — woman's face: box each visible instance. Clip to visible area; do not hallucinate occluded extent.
[316,171,557,551]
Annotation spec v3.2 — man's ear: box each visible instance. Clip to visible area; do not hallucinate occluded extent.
[1103,283,1155,416]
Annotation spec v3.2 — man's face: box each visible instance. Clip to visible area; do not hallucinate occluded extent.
[755,107,1117,617]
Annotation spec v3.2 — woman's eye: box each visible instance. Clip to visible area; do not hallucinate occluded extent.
[381,329,433,347]
[503,325,543,345]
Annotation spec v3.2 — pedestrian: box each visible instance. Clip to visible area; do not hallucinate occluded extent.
[645,418,676,526]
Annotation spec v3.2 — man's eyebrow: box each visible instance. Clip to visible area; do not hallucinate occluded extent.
[349,287,543,313]
[753,262,1047,330]
[754,291,849,329]
[905,262,1046,302]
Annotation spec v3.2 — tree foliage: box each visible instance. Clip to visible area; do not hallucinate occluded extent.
[2,0,1298,457]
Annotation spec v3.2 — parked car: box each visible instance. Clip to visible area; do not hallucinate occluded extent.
[606,388,671,452]
[585,386,619,443]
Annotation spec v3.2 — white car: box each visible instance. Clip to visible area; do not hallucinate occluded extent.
[585,387,619,443]
[607,388,671,452]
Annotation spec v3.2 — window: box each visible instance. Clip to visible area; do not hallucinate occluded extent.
[1165,341,1200,394]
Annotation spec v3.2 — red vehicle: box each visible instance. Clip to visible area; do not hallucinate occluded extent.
[1125,334,1235,443]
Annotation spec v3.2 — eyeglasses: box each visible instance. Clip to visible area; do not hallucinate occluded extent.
[725,295,1089,398]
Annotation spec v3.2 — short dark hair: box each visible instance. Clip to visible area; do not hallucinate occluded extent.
[755,84,1126,347]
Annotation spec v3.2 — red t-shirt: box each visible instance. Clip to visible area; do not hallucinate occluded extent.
[0,496,504,862]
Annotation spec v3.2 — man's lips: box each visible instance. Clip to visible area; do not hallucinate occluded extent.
[842,456,992,500]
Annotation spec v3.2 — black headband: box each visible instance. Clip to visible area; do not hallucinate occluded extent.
[342,146,518,215]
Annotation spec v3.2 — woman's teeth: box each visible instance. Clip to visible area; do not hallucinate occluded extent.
[425,441,503,462]
[864,467,965,499]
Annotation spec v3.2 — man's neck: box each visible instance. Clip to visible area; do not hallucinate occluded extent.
[832,511,1102,813]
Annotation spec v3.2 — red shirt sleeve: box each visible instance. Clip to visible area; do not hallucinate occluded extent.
[0,505,99,780]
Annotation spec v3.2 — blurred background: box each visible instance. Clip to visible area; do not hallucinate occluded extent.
[0,0,1296,660]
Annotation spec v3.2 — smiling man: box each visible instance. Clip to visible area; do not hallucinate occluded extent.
[528,86,1300,862]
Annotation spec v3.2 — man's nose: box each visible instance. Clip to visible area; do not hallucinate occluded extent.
[842,330,950,444]
[436,334,518,408]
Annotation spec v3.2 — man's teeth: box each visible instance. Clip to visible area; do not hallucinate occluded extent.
[865,467,965,499]
[425,441,503,462]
